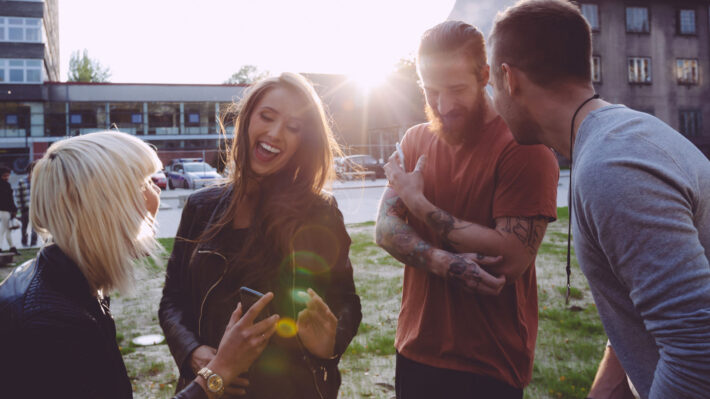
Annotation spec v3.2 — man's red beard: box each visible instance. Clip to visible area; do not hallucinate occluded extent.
[425,89,487,146]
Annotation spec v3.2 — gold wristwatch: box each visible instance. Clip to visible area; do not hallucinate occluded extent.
[197,367,224,397]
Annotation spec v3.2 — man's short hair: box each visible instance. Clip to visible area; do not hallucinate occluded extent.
[417,20,487,78]
[0,167,10,176]
[490,0,592,85]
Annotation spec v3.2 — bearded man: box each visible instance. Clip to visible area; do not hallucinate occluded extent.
[375,21,559,398]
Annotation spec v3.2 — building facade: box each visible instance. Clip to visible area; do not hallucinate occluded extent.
[580,0,710,156]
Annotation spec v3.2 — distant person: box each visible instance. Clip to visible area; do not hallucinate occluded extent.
[0,131,278,399]
[375,21,558,398]
[159,72,361,399]
[488,0,710,397]
[0,166,19,255]
[14,161,38,247]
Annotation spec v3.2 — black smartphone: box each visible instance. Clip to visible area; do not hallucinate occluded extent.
[239,286,270,322]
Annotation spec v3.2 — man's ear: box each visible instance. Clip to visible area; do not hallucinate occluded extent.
[500,63,519,96]
[479,64,490,86]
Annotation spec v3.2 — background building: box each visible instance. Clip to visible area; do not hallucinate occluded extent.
[450,0,710,158]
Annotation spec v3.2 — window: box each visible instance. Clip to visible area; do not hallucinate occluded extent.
[679,110,701,137]
[626,7,649,33]
[6,115,18,125]
[592,56,602,82]
[581,4,600,31]
[628,57,652,83]
[677,59,699,85]
[188,113,200,124]
[0,58,43,83]
[70,114,82,125]
[131,113,142,124]
[0,17,42,43]
[678,9,696,35]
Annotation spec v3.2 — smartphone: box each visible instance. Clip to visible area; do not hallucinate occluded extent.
[239,286,270,322]
[395,142,405,169]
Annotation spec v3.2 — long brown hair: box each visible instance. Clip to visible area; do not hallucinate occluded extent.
[207,72,341,279]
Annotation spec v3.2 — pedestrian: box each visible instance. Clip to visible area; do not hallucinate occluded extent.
[0,131,276,399]
[0,166,19,255]
[14,161,38,248]
[375,21,559,399]
[488,1,710,397]
[159,72,361,399]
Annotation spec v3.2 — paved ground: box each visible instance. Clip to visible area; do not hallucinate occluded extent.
[3,171,570,247]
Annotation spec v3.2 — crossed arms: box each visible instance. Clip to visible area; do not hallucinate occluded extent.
[375,154,549,295]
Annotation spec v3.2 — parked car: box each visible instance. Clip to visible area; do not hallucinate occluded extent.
[338,154,384,181]
[165,158,222,189]
[150,170,167,190]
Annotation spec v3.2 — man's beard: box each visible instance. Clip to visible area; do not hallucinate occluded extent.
[425,90,487,146]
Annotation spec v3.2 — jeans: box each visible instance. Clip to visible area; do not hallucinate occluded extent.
[395,352,523,399]
[19,208,36,246]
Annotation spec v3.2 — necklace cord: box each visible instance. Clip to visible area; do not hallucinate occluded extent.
[566,93,600,305]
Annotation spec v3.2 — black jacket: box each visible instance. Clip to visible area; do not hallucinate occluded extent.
[0,179,17,213]
[0,245,209,399]
[159,185,362,399]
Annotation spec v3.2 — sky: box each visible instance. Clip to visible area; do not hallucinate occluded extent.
[58,0,460,85]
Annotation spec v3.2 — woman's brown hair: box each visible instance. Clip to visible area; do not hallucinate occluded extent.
[206,72,341,280]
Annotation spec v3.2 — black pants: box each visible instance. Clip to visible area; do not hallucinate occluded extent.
[395,352,523,399]
[19,208,36,246]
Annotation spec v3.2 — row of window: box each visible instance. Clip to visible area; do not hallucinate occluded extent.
[591,57,700,85]
[581,4,703,35]
[0,17,42,43]
[60,112,203,126]
[0,59,43,84]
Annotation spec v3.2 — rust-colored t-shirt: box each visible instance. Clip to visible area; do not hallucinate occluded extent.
[396,118,559,388]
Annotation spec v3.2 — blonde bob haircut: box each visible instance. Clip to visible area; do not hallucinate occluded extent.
[31,131,163,294]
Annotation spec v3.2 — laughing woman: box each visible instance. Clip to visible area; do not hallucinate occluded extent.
[159,73,362,399]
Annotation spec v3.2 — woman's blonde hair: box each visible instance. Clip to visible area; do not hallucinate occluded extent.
[31,131,163,294]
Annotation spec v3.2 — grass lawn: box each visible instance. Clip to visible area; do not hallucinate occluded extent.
[0,207,606,398]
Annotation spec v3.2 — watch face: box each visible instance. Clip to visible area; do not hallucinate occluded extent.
[207,374,224,392]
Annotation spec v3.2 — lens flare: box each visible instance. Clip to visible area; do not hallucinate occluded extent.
[290,289,310,305]
[276,317,298,338]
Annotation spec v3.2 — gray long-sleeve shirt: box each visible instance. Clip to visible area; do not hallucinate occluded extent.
[572,105,710,399]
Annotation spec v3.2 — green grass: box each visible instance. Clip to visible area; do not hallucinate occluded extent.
[2,209,606,399]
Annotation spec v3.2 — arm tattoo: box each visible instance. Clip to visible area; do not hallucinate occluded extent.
[425,209,472,249]
[376,193,435,271]
[500,216,545,255]
[446,254,483,293]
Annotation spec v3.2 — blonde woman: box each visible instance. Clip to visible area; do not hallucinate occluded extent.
[159,73,361,399]
[0,131,279,399]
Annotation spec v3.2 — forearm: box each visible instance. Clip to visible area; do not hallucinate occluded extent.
[375,190,504,294]
[405,193,545,282]
[588,346,636,399]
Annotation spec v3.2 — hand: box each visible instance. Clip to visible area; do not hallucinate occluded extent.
[384,153,427,208]
[297,288,337,359]
[436,250,506,295]
[208,292,279,385]
[190,345,250,396]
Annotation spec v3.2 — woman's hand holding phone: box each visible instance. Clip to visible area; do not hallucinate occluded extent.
[190,345,251,396]
[208,292,280,386]
[296,288,337,359]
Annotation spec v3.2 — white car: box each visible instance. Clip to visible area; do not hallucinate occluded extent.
[166,160,222,189]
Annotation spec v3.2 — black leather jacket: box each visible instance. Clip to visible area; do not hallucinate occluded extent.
[159,185,362,399]
[0,245,209,399]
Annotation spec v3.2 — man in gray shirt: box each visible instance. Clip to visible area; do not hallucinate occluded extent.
[486,1,710,398]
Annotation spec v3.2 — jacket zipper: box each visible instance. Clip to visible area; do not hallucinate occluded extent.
[195,249,228,337]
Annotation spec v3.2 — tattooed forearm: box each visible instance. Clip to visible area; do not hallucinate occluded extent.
[425,209,472,249]
[446,253,484,293]
[499,216,546,255]
[376,193,436,271]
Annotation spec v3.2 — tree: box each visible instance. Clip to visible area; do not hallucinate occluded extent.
[67,49,111,82]
[224,65,269,85]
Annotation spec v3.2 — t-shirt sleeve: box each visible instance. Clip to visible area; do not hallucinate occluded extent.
[400,125,424,173]
[492,143,559,221]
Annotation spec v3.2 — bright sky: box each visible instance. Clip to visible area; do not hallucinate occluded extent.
[58,0,456,85]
